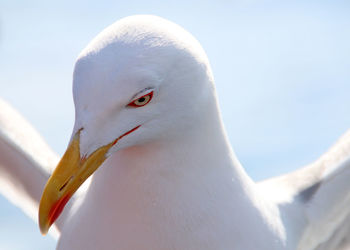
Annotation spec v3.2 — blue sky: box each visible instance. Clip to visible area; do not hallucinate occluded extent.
[0,0,349,249]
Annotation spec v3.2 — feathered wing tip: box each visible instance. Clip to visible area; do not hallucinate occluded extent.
[259,129,350,250]
[299,130,350,250]
[0,99,59,236]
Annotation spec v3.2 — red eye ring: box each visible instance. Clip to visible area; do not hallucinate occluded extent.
[127,91,153,107]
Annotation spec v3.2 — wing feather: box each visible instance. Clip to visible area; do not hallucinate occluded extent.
[259,130,350,250]
[0,99,59,233]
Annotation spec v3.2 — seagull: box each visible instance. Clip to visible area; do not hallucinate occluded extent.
[0,15,350,250]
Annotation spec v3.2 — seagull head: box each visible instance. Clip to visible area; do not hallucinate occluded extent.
[39,15,215,234]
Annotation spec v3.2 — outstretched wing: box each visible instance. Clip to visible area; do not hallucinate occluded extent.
[259,130,350,250]
[0,99,59,232]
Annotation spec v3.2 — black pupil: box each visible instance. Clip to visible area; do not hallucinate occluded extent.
[138,97,146,103]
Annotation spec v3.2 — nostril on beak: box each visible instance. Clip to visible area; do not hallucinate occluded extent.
[59,176,74,192]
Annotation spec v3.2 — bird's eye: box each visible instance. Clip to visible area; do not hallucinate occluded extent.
[127,91,153,107]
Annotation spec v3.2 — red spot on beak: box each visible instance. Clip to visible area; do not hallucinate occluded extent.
[48,194,71,226]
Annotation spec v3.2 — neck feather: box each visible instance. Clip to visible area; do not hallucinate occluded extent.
[75,100,284,249]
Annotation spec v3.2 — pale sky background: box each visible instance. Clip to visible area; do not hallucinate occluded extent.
[0,0,349,249]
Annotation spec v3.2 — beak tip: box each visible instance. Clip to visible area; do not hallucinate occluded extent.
[40,227,49,236]
[39,192,72,236]
[38,219,50,236]
[38,210,50,236]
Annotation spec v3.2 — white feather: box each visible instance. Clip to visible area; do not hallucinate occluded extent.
[0,99,59,236]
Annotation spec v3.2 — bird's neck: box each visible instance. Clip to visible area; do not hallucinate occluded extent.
[61,101,284,249]
[91,98,259,217]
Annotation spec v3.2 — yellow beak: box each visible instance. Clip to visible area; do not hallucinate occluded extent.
[38,130,114,235]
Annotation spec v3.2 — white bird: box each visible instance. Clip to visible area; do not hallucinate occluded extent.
[0,15,350,250]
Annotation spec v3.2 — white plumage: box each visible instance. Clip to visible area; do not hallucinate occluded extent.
[0,15,350,250]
